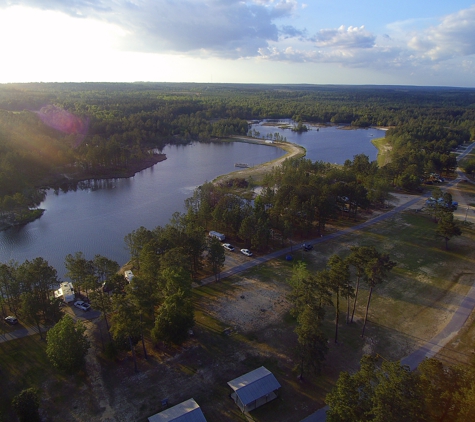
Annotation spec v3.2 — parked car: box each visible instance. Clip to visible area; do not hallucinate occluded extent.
[4,316,18,325]
[240,248,253,257]
[302,243,313,251]
[74,301,91,311]
[223,243,235,251]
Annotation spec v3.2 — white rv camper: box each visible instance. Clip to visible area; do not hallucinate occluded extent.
[54,282,75,303]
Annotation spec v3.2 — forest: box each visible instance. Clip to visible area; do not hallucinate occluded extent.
[0,82,474,224]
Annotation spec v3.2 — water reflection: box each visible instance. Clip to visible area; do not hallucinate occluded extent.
[0,128,383,276]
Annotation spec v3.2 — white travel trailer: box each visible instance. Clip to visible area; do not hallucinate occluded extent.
[208,231,225,241]
[54,281,75,303]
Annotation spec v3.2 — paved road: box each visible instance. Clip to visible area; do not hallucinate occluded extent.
[0,303,101,344]
[0,324,46,343]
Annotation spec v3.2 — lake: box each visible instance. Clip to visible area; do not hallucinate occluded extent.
[250,119,382,164]
[0,125,385,277]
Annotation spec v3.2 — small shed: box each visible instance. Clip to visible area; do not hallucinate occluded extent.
[227,366,281,412]
[147,398,207,422]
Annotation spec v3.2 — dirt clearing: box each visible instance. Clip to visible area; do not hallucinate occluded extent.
[207,277,291,333]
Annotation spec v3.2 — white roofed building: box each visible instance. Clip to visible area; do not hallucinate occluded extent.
[227,366,281,412]
[147,398,207,422]
[124,270,134,283]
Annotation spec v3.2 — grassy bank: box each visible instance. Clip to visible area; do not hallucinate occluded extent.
[371,136,391,166]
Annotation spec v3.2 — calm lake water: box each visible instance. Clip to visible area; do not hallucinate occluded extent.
[0,125,384,278]
[250,119,382,164]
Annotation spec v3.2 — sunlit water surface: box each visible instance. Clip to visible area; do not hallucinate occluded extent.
[0,124,384,277]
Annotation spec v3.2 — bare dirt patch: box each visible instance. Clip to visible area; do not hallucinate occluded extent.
[207,277,291,333]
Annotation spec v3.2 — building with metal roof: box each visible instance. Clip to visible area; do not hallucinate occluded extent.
[227,366,281,412]
[147,398,207,422]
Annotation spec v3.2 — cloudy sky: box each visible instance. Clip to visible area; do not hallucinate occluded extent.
[1,0,475,86]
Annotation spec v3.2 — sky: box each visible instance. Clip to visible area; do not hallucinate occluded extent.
[1,1,475,87]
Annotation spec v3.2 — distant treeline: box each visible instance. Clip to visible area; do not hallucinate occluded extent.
[0,82,474,219]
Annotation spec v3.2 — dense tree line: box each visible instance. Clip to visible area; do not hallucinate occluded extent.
[183,154,391,252]
[63,213,218,366]
[326,355,475,422]
[2,83,474,129]
[383,124,466,190]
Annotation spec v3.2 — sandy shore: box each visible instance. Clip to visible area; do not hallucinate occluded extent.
[214,136,306,184]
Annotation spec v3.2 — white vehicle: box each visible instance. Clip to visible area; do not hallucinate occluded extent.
[74,301,91,311]
[54,281,75,303]
[4,316,18,325]
[223,243,235,251]
[209,231,225,241]
[240,249,253,257]
[124,270,134,283]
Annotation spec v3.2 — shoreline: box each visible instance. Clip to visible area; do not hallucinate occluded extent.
[0,154,167,233]
[2,137,303,232]
[40,153,167,189]
[214,136,306,184]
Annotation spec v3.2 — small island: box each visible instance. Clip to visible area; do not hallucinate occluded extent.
[291,121,309,132]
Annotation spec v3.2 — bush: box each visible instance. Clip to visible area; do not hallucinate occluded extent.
[463,159,475,174]
[11,388,40,422]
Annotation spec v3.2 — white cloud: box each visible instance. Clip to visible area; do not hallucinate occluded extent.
[407,5,475,61]
[1,0,301,58]
[259,5,475,78]
[2,0,475,85]
[312,25,375,49]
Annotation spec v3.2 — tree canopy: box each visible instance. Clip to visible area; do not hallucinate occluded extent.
[326,356,475,422]
[46,315,90,372]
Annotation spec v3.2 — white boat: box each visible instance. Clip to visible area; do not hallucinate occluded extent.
[234,163,250,168]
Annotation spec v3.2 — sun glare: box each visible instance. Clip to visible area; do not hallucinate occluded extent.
[0,6,127,82]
